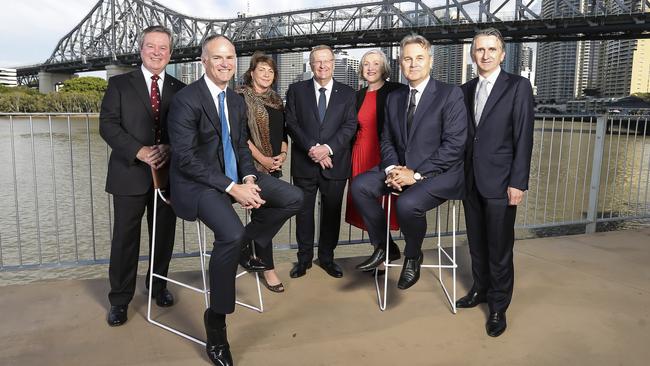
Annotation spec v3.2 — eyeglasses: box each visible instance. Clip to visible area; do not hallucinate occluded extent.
[311,59,334,66]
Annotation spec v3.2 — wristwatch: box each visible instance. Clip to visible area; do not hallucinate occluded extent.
[413,172,424,182]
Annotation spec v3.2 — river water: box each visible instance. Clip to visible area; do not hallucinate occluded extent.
[1,115,648,284]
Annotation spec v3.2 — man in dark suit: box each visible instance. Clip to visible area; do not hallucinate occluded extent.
[100,25,185,327]
[456,28,534,337]
[285,45,358,279]
[168,35,302,366]
[350,34,467,290]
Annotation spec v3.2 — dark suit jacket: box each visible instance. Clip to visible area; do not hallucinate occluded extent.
[100,69,185,196]
[461,71,535,199]
[381,78,467,200]
[168,77,257,221]
[285,78,358,180]
[355,81,407,140]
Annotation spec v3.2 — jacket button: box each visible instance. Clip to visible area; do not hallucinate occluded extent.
[474,137,479,143]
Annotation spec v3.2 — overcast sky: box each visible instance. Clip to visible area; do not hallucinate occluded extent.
[0,0,326,67]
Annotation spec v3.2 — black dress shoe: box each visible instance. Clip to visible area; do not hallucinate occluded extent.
[357,242,402,272]
[486,312,507,337]
[289,261,312,278]
[155,288,175,307]
[397,254,423,290]
[318,261,343,278]
[204,310,233,366]
[456,290,487,308]
[107,305,128,327]
[239,240,268,273]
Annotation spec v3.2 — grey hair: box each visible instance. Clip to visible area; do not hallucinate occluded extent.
[358,49,391,81]
[309,45,335,62]
[138,25,173,50]
[201,34,234,57]
[471,28,506,53]
[399,33,431,55]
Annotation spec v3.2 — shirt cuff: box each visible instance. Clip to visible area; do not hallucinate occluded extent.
[242,175,256,183]
[384,165,396,175]
[323,144,333,156]
[225,182,235,193]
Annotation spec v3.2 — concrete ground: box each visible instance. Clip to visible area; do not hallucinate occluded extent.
[1,228,649,366]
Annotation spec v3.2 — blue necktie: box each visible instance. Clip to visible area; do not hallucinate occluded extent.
[218,91,238,182]
[318,87,327,123]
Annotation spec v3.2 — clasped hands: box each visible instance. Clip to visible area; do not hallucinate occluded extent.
[260,153,286,173]
[137,144,170,169]
[229,177,266,209]
[385,166,417,191]
[309,145,333,169]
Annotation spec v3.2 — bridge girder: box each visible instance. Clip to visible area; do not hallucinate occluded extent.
[16,0,650,80]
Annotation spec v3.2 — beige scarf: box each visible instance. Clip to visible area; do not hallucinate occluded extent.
[236,85,284,173]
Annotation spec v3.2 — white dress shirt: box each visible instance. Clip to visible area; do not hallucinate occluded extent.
[474,66,501,110]
[141,65,165,97]
[203,76,255,191]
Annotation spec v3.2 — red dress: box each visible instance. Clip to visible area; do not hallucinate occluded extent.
[345,90,399,230]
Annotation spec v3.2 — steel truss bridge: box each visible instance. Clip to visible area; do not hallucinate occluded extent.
[16,0,650,84]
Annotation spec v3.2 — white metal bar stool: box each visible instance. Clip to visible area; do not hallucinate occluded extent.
[147,169,264,346]
[375,192,457,312]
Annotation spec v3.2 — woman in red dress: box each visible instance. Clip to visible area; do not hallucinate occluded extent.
[345,50,407,271]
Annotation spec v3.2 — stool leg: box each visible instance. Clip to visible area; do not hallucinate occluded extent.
[197,221,209,309]
[147,189,158,322]
[235,209,264,313]
[375,194,391,311]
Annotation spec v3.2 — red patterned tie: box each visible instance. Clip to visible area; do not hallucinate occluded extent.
[150,74,161,144]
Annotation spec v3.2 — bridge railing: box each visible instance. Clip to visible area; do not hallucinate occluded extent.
[0,112,649,272]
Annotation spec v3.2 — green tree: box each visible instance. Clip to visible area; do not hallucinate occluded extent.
[633,93,650,103]
[60,76,108,93]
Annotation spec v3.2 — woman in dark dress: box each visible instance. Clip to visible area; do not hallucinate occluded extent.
[344,50,408,271]
[236,52,288,292]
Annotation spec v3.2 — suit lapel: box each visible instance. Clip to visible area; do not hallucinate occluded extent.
[226,88,241,152]
[478,71,509,126]
[129,70,154,120]
[306,80,321,123]
[323,81,342,125]
[467,78,479,134]
[159,76,177,124]
[393,87,409,146]
[407,79,438,143]
[198,77,221,134]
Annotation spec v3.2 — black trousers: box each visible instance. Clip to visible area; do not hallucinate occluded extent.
[108,188,176,306]
[197,174,302,314]
[350,170,445,259]
[292,175,347,264]
[463,183,517,313]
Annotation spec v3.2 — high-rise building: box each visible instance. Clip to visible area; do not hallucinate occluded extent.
[235,56,252,86]
[574,40,602,97]
[0,68,17,87]
[503,43,522,76]
[432,44,469,85]
[274,52,303,99]
[167,61,204,85]
[535,0,581,103]
[333,51,360,89]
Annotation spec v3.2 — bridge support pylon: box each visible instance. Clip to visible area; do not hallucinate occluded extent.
[38,71,72,93]
[106,64,136,79]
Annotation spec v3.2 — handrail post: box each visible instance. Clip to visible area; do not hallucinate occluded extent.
[586,115,607,234]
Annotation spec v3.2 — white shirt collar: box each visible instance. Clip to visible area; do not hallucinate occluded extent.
[478,66,501,85]
[409,75,430,95]
[313,78,334,92]
[141,65,165,82]
[203,75,228,100]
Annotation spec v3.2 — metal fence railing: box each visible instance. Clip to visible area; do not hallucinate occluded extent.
[1,113,649,271]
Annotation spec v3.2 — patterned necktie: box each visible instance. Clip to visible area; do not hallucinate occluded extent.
[218,91,238,182]
[475,79,489,126]
[318,87,327,123]
[150,74,161,144]
[406,88,418,135]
